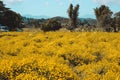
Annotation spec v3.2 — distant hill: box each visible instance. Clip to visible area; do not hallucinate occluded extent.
[22,15,96,25]
[23,14,50,19]
[79,18,97,25]
[50,16,97,26]
[22,16,97,28]
[82,14,96,19]
[50,16,68,23]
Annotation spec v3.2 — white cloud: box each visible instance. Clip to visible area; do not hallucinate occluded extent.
[92,0,120,5]
[3,0,25,4]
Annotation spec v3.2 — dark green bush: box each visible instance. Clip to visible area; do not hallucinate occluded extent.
[41,19,62,31]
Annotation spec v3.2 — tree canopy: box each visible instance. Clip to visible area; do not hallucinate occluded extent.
[0,1,22,31]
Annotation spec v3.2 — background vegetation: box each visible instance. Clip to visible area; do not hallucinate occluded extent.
[0,1,120,32]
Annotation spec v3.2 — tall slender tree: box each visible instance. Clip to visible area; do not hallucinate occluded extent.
[73,4,79,28]
[68,4,73,29]
[67,4,79,30]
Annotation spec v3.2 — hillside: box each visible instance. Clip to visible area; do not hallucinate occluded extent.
[22,16,97,28]
[23,14,50,19]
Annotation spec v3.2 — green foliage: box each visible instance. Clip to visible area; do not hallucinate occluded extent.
[113,12,120,32]
[2,11,22,31]
[41,19,62,31]
[0,1,22,31]
[94,5,113,28]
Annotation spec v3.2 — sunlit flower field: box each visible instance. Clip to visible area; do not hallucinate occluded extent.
[0,31,120,80]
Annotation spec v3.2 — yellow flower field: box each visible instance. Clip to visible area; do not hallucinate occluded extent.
[0,31,120,80]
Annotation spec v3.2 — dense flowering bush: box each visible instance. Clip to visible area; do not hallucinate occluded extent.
[0,32,120,80]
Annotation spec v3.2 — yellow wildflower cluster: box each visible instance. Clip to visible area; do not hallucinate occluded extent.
[0,32,120,80]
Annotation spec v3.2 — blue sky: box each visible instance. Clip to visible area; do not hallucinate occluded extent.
[3,0,120,18]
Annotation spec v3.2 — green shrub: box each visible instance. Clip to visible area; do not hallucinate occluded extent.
[41,19,62,31]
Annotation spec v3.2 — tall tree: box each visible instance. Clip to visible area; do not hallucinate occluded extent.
[0,1,22,31]
[113,12,120,32]
[73,4,79,28]
[68,4,73,29]
[94,5,113,28]
[0,0,5,7]
[67,4,79,30]
[0,1,9,18]
[1,10,22,31]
